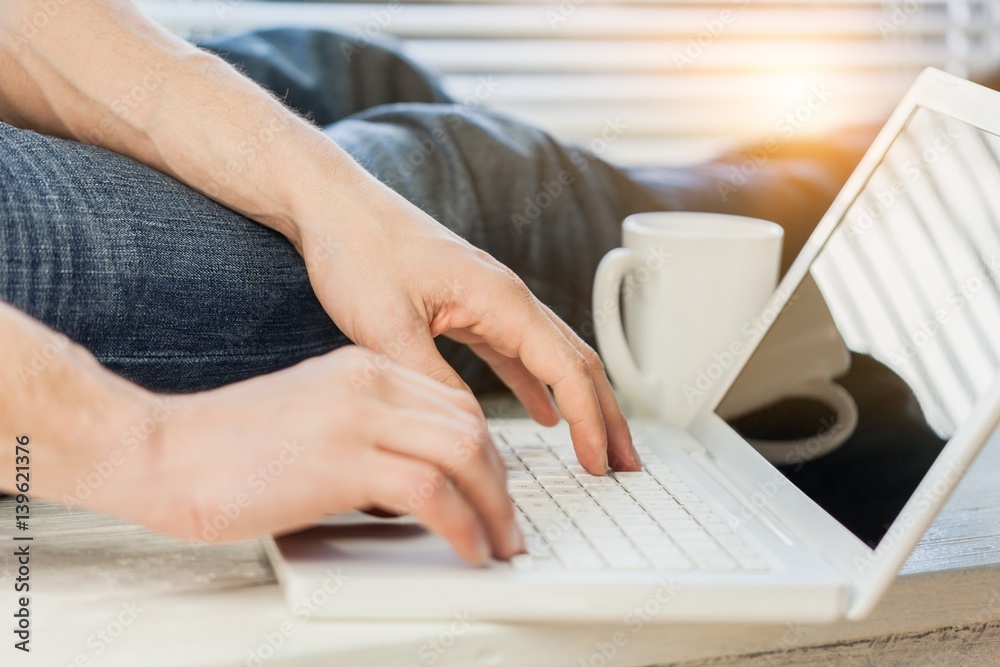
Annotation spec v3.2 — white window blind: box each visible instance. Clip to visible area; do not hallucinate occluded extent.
[142,0,1000,165]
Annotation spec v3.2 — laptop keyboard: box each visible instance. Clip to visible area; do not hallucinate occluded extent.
[497,427,768,573]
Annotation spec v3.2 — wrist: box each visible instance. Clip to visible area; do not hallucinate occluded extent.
[40,346,160,509]
[277,133,406,252]
[0,324,156,513]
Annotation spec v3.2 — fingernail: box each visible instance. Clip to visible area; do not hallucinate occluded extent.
[475,533,491,564]
[509,522,525,555]
[631,443,643,467]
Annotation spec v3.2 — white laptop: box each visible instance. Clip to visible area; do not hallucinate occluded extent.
[266,68,1000,623]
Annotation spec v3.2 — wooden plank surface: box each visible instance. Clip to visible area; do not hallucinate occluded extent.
[2,410,999,667]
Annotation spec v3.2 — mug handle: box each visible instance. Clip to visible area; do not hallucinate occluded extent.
[593,248,659,416]
[749,379,859,466]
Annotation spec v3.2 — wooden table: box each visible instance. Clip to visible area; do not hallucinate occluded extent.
[3,409,1000,667]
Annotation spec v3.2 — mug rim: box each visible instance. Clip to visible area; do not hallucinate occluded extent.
[623,212,784,240]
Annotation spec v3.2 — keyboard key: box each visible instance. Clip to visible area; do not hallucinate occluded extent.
[691,554,737,571]
[510,554,536,571]
[595,495,637,506]
[648,554,694,571]
[610,471,652,482]
[509,480,543,491]
[538,433,573,446]
[510,490,549,500]
[647,508,690,522]
[612,513,656,525]
[536,469,572,479]
[519,494,557,506]
[603,550,650,570]
[662,481,692,495]
[629,538,674,554]
[546,487,582,497]
[716,535,745,548]
[670,528,711,541]
[591,492,631,503]
[578,525,626,538]
[637,542,683,556]
[532,513,571,529]
[525,536,551,556]
[540,479,579,489]
[562,500,600,514]
[551,544,604,571]
[597,504,640,517]
[573,514,616,528]
[580,478,618,488]
[552,497,586,511]
[703,523,735,536]
[657,518,701,532]
[528,460,565,470]
[680,540,723,554]
[620,524,663,536]
[619,483,661,495]
[548,531,588,545]
[623,487,665,499]
[646,464,679,478]
[592,537,634,553]
[639,498,687,516]
[519,450,557,460]
[686,503,714,517]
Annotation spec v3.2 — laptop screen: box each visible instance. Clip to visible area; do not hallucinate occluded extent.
[714,106,1000,548]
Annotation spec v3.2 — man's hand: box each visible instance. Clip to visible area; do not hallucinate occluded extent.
[150,347,520,563]
[297,180,639,474]
[0,301,522,563]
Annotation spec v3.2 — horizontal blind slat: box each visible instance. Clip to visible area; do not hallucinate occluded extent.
[138,0,979,165]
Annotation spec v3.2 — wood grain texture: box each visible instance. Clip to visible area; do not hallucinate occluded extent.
[2,418,999,667]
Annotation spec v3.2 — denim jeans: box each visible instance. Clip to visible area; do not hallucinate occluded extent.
[0,28,868,394]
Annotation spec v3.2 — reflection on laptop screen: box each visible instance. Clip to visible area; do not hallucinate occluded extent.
[715,107,1000,548]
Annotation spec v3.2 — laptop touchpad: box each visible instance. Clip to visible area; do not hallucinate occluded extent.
[276,513,469,568]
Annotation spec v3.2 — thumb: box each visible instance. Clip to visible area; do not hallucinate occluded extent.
[379,325,473,396]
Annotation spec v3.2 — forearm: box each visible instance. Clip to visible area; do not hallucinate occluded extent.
[0,0,377,247]
[0,303,152,508]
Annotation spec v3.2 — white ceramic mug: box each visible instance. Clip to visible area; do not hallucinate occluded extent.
[593,211,858,464]
[593,212,784,427]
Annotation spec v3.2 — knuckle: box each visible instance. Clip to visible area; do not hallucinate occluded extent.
[448,510,481,541]
[392,465,444,513]
[171,489,213,542]
[456,427,487,461]
[351,398,382,428]
[453,390,482,414]
[567,349,591,376]
[490,260,530,295]
[497,498,516,524]
[426,366,461,389]
[338,345,372,363]
[580,344,605,372]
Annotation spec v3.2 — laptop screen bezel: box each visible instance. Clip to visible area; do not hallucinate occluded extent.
[689,68,1000,618]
